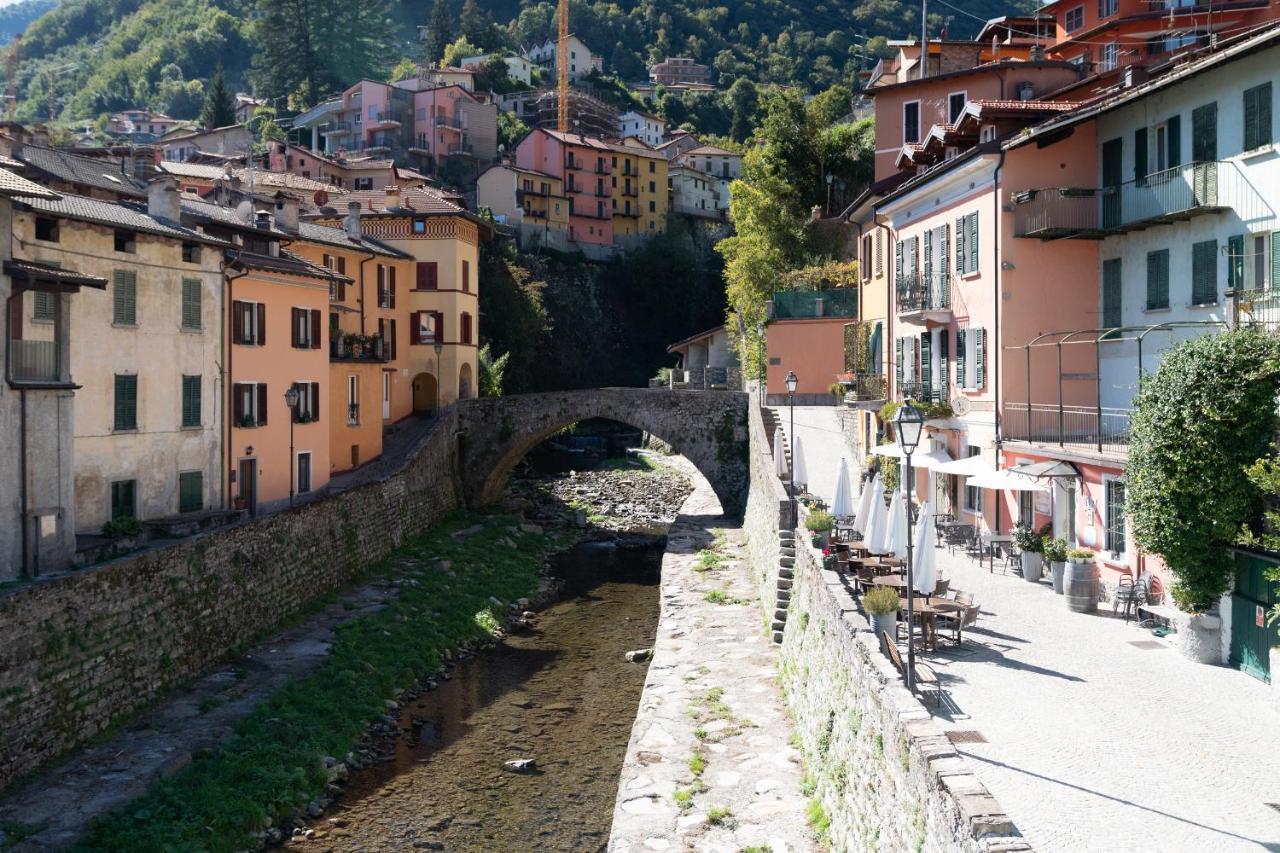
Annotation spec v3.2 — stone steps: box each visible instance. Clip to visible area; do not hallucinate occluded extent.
[770,529,794,644]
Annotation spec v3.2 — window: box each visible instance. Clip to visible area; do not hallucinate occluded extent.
[954,212,979,275]
[955,327,986,390]
[1102,258,1122,328]
[1145,249,1169,310]
[114,230,136,253]
[1018,490,1034,525]
[1064,5,1084,32]
[113,270,137,325]
[182,242,200,263]
[903,101,920,144]
[354,177,374,191]
[110,479,137,521]
[178,471,203,513]
[413,219,426,234]
[35,216,58,241]
[233,300,266,345]
[1253,233,1269,290]
[1228,234,1246,293]
[181,375,201,428]
[1104,478,1126,555]
[948,92,966,124]
[462,260,470,293]
[292,381,320,422]
[297,452,312,494]
[1243,82,1272,152]
[114,374,138,431]
[292,307,321,349]
[1191,239,1218,305]
[347,375,359,425]
[875,230,883,275]
[963,447,983,514]
[415,261,439,292]
[33,290,55,321]
[233,382,267,427]
[1154,123,1168,172]
[1099,42,1118,72]
[181,278,202,330]
[1098,0,1117,16]
[649,200,655,212]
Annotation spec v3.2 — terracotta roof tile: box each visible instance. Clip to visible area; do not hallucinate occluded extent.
[21,192,227,245]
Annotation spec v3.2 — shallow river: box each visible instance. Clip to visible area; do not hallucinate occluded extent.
[293,539,663,852]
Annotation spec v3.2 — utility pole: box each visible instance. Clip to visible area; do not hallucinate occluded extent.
[920,0,928,80]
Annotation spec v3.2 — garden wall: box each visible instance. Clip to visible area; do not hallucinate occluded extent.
[742,399,1029,851]
[0,411,462,792]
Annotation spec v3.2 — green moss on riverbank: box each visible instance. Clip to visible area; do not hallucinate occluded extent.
[73,512,558,853]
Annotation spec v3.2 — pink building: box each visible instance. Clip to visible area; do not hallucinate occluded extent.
[513,128,614,246]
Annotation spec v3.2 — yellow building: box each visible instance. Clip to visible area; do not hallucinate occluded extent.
[475,164,569,252]
[317,187,488,408]
[612,139,668,241]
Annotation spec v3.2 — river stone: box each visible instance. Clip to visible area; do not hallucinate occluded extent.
[625,648,654,663]
[502,758,537,773]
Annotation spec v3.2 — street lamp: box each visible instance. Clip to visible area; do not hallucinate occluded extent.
[894,402,925,690]
[433,339,444,412]
[756,323,766,406]
[785,370,798,528]
[283,385,300,508]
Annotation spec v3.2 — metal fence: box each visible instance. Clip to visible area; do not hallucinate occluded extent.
[896,273,951,313]
[9,339,58,382]
[1003,403,1132,455]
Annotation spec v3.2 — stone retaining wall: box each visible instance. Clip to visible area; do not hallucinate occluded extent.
[0,410,462,792]
[744,391,792,640]
[742,399,1029,852]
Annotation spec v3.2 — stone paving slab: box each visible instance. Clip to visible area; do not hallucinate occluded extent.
[608,477,815,853]
[926,547,1280,852]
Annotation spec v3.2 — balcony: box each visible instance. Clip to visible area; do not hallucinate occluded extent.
[8,339,59,383]
[331,334,388,362]
[898,380,946,405]
[614,206,640,219]
[840,373,887,408]
[565,158,584,170]
[433,115,463,130]
[622,186,639,198]
[1003,403,1132,456]
[320,122,352,135]
[1012,160,1258,240]
[769,288,858,320]
[896,273,951,323]
[447,143,475,157]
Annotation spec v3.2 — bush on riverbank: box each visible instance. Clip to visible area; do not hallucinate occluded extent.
[74,513,558,852]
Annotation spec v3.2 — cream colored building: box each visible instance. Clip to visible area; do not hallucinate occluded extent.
[668,165,721,220]
[13,178,228,533]
[476,164,569,251]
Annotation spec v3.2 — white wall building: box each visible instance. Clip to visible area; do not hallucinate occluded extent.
[668,165,721,219]
[525,35,603,82]
[674,145,743,181]
[618,111,666,147]
[459,54,533,86]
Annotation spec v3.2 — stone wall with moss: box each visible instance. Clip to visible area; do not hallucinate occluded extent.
[0,409,462,793]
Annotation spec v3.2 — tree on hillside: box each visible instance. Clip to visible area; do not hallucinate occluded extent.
[460,0,502,51]
[727,77,758,142]
[424,0,453,66]
[199,66,235,129]
[442,37,482,71]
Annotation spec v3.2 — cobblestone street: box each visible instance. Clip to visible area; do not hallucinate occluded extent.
[921,548,1280,852]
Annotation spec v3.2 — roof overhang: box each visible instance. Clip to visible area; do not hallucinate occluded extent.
[5,258,107,291]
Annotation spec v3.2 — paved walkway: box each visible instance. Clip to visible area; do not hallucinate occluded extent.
[608,477,815,853]
[919,547,1280,852]
[769,405,854,508]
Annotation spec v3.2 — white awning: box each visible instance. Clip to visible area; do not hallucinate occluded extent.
[870,443,904,459]
[932,454,990,476]
[1016,459,1081,479]
[869,444,954,470]
[966,468,1050,493]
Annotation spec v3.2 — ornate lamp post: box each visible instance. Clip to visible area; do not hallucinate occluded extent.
[785,370,798,527]
[433,339,444,412]
[894,402,925,689]
[283,386,300,508]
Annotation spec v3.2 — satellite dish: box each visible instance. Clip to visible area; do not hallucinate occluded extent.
[313,189,329,208]
[951,395,971,417]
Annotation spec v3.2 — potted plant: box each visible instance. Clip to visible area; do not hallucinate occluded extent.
[864,586,900,653]
[807,510,835,548]
[101,516,141,540]
[1064,548,1100,613]
[821,547,838,571]
[1013,525,1045,582]
[1044,537,1070,594]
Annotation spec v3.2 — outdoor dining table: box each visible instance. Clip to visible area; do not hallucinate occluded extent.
[898,595,965,650]
[870,575,911,588]
[982,534,1014,571]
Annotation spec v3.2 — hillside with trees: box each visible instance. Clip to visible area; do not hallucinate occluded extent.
[9,0,1034,124]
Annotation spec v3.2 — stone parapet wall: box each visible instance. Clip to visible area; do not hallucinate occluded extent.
[744,391,792,634]
[0,410,462,793]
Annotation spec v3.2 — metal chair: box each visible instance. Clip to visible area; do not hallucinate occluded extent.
[1114,572,1152,622]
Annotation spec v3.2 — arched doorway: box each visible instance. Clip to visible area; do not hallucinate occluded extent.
[412,372,438,412]
[458,363,474,400]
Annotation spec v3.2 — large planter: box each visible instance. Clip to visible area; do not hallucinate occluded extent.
[1050,561,1067,595]
[870,613,897,653]
[1171,612,1222,665]
[1064,559,1100,613]
[1020,551,1044,582]
[809,530,830,548]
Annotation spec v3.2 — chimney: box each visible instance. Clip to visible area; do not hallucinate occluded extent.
[147,175,181,222]
[273,191,299,232]
[385,185,402,210]
[345,201,363,240]
[254,209,273,230]
[1029,44,1046,62]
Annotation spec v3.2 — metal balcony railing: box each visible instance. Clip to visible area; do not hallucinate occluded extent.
[8,339,59,382]
[433,115,463,129]
[369,111,403,126]
[896,273,951,314]
[898,380,945,404]
[348,403,360,426]
[1003,403,1133,455]
[447,143,474,156]
[1012,160,1261,239]
[842,373,886,403]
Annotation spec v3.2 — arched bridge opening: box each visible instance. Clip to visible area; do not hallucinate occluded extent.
[456,389,749,518]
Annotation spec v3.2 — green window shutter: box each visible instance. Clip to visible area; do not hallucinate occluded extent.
[112,270,136,325]
[114,374,137,431]
[178,471,203,513]
[974,328,986,389]
[1192,239,1217,305]
[1270,231,1280,291]
[923,229,933,282]
[894,239,903,282]
[1228,234,1245,291]
[895,337,904,387]
[111,480,136,521]
[940,224,950,276]
[956,329,966,389]
[920,332,931,397]
[33,290,55,321]
[1167,114,1181,168]
[181,375,201,428]
[955,216,965,274]
[1145,249,1169,310]
[1134,127,1148,185]
[1244,83,1272,151]
[181,278,202,330]
[966,213,979,274]
[1102,259,1122,329]
[939,329,950,397]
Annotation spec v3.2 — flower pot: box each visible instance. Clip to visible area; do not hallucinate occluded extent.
[810,530,830,548]
[1171,612,1222,664]
[1020,551,1044,582]
[1050,561,1067,594]
[1064,559,1100,613]
[870,612,897,652]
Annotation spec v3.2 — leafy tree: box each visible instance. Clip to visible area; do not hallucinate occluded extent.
[459,0,502,50]
[441,36,482,71]
[727,77,758,142]
[386,57,418,84]
[497,108,529,151]
[199,65,235,129]
[477,343,511,397]
[1128,329,1280,612]
[424,0,453,66]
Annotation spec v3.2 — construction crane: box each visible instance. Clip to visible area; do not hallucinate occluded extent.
[6,33,19,122]
[557,0,569,133]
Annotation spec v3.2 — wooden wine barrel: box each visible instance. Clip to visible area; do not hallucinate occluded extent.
[1064,560,1100,613]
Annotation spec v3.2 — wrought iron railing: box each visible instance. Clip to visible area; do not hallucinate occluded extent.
[896,273,951,314]
[433,115,463,129]
[898,380,945,404]
[9,339,58,382]
[842,373,886,403]
[1003,402,1132,455]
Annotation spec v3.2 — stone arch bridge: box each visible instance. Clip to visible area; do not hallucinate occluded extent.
[457,389,749,517]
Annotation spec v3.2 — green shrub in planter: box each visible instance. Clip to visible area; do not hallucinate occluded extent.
[1044,537,1069,563]
[102,516,142,539]
[863,586,899,616]
[806,510,835,533]
[1012,524,1044,553]
[1067,548,1095,562]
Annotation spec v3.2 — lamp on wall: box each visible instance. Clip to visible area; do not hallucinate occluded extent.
[284,386,300,508]
[894,402,925,690]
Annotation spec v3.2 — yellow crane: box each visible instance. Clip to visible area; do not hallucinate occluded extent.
[6,33,19,123]
[557,0,568,132]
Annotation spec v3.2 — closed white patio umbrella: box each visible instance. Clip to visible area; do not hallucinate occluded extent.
[863,475,888,553]
[887,488,910,560]
[774,430,790,480]
[854,472,878,534]
[912,500,938,595]
[831,458,855,519]
[792,435,810,493]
